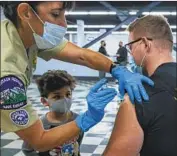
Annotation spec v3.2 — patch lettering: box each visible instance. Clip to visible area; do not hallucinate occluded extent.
[10,109,29,126]
[0,76,27,110]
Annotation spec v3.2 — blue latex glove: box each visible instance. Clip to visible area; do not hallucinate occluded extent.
[75,79,117,132]
[111,66,154,104]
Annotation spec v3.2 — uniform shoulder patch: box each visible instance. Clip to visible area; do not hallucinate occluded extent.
[0,75,27,110]
[10,109,29,126]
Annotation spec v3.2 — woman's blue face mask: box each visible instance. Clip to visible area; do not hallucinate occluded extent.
[28,8,67,50]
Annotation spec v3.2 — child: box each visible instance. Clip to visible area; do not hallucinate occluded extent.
[22,70,84,156]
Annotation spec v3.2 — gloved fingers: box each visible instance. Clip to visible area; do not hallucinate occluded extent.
[91,92,116,108]
[96,88,117,97]
[138,83,149,101]
[102,94,116,103]
[131,84,142,103]
[119,80,125,97]
[98,92,117,103]
[125,85,134,104]
[141,75,154,86]
[90,78,107,93]
[96,94,116,109]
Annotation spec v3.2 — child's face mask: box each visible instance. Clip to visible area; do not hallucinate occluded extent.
[48,98,72,113]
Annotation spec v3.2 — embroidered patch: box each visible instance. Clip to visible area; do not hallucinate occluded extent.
[0,76,27,110]
[10,109,29,126]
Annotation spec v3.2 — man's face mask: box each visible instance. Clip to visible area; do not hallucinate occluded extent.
[133,41,147,74]
[127,39,147,74]
[132,53,147,74]
[28,8,67,50]
[48,98,72,114]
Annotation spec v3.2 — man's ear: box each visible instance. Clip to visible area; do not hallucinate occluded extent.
[41,97,50,107]
[142,37,151,53]
[17,3,33,22]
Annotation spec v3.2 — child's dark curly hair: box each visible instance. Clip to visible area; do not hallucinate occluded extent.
[36,70,76,98]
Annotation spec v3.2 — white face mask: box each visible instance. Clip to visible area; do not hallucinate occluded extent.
[28,8,67,50]
[48,98,72,113]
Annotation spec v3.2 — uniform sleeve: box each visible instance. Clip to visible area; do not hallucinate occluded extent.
[1,75,39,132]
[37,38,68,61]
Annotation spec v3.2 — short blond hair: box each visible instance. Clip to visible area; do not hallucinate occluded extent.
[127,15,173,50]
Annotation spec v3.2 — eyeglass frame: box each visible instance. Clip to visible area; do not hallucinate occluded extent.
[124,37,153,54]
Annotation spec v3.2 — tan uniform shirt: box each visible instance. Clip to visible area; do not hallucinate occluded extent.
[1,20,68,132]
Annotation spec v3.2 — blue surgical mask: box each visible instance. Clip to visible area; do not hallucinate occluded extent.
[130,53,147,75]
[48,98,72,113]
[28,8,67,50]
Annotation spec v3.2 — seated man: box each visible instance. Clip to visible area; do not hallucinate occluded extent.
[103,15,177,156]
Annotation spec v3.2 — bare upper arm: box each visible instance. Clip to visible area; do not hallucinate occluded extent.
[103,95,144,156]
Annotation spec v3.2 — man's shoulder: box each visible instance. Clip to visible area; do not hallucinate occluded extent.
[136,78,176,111]
[143,63,176,98]
[143,81,164,98]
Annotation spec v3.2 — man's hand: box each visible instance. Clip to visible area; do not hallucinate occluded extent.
[111,66,154,104]
[75,79,117,132]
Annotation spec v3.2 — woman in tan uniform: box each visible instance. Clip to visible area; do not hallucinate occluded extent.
[0,1,154,152]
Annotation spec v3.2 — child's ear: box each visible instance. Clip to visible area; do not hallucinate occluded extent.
[41,97,50,107]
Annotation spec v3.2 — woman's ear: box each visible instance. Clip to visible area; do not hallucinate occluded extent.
[41,97,50,107]
[17,3,32,22]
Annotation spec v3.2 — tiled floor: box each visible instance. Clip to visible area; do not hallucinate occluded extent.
[1,80,121,156]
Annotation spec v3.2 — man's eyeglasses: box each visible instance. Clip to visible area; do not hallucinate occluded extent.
[124,37,153,54]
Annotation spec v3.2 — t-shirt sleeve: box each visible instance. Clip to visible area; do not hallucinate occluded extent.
[1,75,39,132]
[37,38,68,61]
[40,115,51,130]
[135,101,155,131]
[135,91,169,131]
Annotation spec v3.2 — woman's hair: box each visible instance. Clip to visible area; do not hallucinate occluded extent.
[0,1,74,26]
[36,70,76,98]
